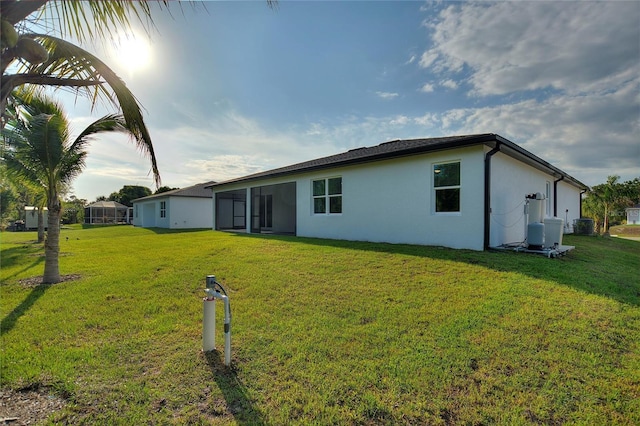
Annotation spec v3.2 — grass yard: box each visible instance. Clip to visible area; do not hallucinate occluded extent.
[1,226,639,425]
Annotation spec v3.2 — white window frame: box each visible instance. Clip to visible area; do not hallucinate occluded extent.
[312,176,342,215]
[160,201,166,218]
[432,161,461,214]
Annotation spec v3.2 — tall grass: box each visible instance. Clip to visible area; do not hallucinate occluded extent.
[1,226,639,424]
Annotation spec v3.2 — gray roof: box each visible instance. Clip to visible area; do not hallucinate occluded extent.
[86,201,128,209]
[133,181,215,202]
[207,134,588,190]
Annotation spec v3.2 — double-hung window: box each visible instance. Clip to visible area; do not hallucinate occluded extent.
[160,201,167,218]
[433,162,460,213]
[313,177,342,214]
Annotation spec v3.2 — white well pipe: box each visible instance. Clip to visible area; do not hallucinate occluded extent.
[202,295,216,352]
[202,276,232,366]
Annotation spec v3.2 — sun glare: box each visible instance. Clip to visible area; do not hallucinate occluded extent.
[114,33,151,75]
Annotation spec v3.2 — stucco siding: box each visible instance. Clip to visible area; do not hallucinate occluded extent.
[295,146,486,250]
[489,151,582,246]
[555,180,582,232]
[133,197,212,229]
[168,197,213,229]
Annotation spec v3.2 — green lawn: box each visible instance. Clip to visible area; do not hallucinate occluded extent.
[1,226,639,425]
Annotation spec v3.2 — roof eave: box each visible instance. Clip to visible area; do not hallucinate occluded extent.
[209,134,498,189]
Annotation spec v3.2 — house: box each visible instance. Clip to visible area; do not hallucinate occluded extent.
[626,204,640,225]
[207,134,589,251]
[84,201,129,224]
[132,182,215,229]
[24,206,48,230]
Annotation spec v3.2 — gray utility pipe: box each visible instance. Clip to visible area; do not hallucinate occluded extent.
[202,275,232,366]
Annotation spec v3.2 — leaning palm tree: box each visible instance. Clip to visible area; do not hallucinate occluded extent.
[2,92,154,284]
[1,0,164,185]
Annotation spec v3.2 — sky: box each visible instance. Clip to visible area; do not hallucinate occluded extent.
[53,0,639,202]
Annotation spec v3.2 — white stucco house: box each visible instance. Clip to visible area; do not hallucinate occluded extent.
[207,134,588,251]
[132,182,215,229]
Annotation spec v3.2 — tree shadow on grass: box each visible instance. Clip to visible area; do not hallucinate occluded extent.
[1,284,50,336]
[204,351,267,425]
[228,232,640,307]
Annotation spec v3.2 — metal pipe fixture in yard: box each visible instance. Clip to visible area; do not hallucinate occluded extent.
[202,275,232,366]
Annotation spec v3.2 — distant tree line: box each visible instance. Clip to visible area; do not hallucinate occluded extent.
[582,175,640,234]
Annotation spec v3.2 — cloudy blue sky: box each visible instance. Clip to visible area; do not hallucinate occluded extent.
[60,1,639,201]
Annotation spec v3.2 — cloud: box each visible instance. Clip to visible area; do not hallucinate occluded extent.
[436,85,638,186]
[376,91,399,100]
[419,83,434,93]
[440,79,458,90]
[414,113,437,128]
[422,1,639,97]
[419,50,438,68]
[405,54,416,65]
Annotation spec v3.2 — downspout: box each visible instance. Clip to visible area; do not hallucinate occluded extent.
[580,189,587,218]
[484,143,501,250]
[553,176,564,217]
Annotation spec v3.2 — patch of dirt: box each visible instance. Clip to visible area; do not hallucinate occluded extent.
[0,389,67,425]
[17,275,82,288]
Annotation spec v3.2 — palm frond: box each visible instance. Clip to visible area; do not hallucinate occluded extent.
[8,34,160,186]
[0,1,164,44]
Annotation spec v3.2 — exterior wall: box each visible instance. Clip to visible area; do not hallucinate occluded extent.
[556,180,582,232]
[296,146,486,249]
[213,146,487,250]
[133,197,212,229]
[168,197,212,229]
[133,199,158,228]
[489,151,583,247]
[25,207,48,230]
[627,208,640,225]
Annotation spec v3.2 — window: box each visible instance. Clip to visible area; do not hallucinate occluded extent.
[160,201,166,218]
[313,177,342,214]
[433,162,460,213]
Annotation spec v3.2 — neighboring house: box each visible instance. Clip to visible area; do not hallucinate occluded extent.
[84,201,129,224]
[207,134,589,251]
[626,204,640,225]
[132,182,215,229]
[24,206,48,230]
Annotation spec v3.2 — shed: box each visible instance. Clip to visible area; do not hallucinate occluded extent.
[24,206,48,230]
[626,204,640,225]
[207,133,589,251]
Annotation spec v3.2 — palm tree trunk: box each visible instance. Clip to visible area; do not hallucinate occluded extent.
[43,198,61,284]
[37,207,45,243]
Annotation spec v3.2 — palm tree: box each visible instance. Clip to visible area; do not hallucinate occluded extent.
[2,92,153,283]
[1,0,162,186]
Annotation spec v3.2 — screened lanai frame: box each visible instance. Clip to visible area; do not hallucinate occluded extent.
[84,201,129,224]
